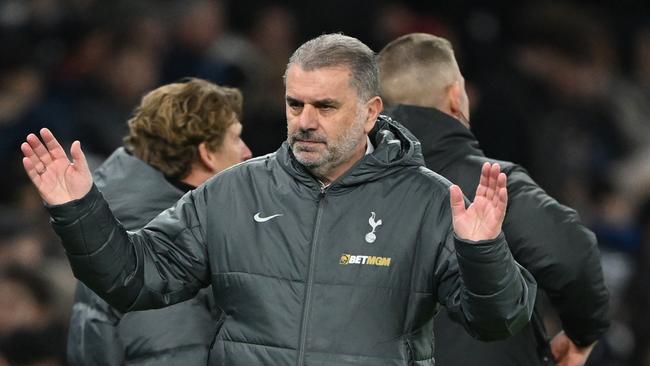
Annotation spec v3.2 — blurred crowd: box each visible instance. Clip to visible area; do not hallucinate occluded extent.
[0,0,648,365]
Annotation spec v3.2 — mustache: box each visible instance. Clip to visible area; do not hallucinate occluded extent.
[288,129,327,144]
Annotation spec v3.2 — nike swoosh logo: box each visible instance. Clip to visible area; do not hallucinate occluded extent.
[254,213,283,223]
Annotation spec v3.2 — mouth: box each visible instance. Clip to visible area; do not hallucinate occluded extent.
[296,139,324,145]
[293,138,325,147]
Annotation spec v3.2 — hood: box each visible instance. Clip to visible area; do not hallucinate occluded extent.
[277,114,425,193]
[385,104,484,173]
[93,148,185,230]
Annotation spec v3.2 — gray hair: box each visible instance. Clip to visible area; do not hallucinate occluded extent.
[285,33,379,101]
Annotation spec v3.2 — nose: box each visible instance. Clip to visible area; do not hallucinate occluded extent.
[241,141,252,161]
[296,105,318,130]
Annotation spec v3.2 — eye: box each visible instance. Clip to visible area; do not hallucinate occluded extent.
[287,100,303,110]
[315,103,337,112]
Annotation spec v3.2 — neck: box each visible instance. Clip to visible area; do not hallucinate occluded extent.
[181,167,213,188]
[457,112,470,129]
[181,175,204,188]
[436,105,469,129]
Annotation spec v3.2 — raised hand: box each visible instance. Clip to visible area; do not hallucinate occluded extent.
[450,162,507,241]
[21,128,92,205]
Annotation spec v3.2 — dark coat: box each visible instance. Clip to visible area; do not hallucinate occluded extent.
[386,104,610,366]
[52,117,536,365]
[67,148,219,366]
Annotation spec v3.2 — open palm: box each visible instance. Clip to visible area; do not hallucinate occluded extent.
[21,128,92,205]
[450,162,507,241]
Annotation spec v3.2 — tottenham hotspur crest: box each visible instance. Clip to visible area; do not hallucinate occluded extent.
[365,212,383,243]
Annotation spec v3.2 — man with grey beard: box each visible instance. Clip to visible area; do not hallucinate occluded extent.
[21,33,536,365]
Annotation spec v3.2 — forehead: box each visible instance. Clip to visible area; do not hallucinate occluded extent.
[285,65,357,102]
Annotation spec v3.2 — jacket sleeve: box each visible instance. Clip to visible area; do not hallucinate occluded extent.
[431,196,537,341]
[503,169,610,346]
[47,184,211,313]
[67,283,124,366]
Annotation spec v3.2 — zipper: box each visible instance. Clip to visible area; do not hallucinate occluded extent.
[405,338,415,365]
[207,312,227,364]
[296,187,327,366]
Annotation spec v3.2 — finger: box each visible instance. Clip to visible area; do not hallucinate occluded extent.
[21,141,47,175]
[449,185,466,218]
[497,171,507,189]
[496,187,508,220]
[485,163,500,201]
[22,156,42,185]
[475,162,490,198]
[40,128,68,160]
[70,141,89,172]
[494,172,507,206]
[26,133,53,166]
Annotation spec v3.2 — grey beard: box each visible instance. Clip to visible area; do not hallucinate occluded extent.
[288,111,367,180]
[291,143,341,176]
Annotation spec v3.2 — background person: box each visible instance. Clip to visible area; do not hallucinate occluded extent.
[67,78,251,366]
[378,32,609,366]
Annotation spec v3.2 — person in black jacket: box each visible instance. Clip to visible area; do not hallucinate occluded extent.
[21,34,536,365]
[67,78,252,366]
[378,33,610,366]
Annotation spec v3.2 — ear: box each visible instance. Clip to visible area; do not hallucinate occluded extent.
[197,142,217,172]
[363,96,383,134]
[447,81,463,117]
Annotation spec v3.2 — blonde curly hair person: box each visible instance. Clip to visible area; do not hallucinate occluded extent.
[64,78,251,366]
[124,78,248,181]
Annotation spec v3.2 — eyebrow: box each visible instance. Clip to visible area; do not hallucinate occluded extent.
[285,96,303,105]
[285,96,340,108]
[313,99,339,108]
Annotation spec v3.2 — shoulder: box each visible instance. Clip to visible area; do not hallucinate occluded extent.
[464,155,518,175]
[219,152,276,177]
[402,165,453,198]
[462,156,533,188]
[199,152,279,192]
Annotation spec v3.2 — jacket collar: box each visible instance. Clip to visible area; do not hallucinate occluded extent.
[276,115,424,194]
[384,104,486,173]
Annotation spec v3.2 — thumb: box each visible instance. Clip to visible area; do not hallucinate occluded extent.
[449,185,466,218]
[70,141,89,173]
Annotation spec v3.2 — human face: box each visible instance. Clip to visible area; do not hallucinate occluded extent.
[285,65,373,181]
[210,121,252,173]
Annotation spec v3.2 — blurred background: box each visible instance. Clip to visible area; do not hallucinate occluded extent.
[0,0,648,365]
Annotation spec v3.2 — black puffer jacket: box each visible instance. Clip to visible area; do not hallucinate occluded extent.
[51,117,536,366]
[66,148,219,366]
[386,105,610,366]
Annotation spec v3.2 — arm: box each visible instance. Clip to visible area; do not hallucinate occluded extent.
[436,162,537,340]
[67,283,124,366]
[505,169,609,361]
[432,214,537,341]
[22,129,211,312]
[49,183,211,312]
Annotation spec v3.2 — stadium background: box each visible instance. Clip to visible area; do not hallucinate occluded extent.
[0,0,648,364]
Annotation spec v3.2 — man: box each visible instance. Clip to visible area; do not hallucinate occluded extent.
[67,78,252,365]
[378,33,609,366]
[21,34,536,365]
